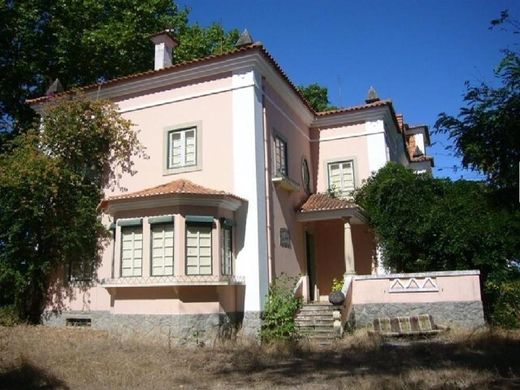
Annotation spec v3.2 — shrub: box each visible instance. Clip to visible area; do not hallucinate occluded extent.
[0,304,22,326]
[260,274,301,342]
[331,278,343,293]
[487,279,520,328]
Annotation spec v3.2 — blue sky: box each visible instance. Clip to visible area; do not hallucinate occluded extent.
[178,0,519,180]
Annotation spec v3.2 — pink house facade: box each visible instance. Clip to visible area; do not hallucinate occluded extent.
[30,31,484,342]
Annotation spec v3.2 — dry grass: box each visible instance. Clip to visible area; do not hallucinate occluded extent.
[1,326,519,389]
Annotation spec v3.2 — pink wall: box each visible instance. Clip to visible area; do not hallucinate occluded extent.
[352,273,482,304]
[263,81,312,280]
[312,123,371,194]
[107,73,235,197]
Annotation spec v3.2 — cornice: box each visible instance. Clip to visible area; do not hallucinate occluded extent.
[106,194,243,214]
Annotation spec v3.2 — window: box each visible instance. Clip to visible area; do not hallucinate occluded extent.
[186,224,212,275]
[274,136,288,177]
[151,223,174,276]
[121,226,143,277]
[68,260,93,282]
[328,160,355,197]
[301,158,310,193]
[221,225,233,275]
[167,127,197,169]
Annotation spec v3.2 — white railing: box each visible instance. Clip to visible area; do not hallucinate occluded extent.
[100,274,245,287]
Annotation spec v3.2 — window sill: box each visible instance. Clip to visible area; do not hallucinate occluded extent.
[100,275,244,288]
[162,165,202,176]
[272,176,300,192]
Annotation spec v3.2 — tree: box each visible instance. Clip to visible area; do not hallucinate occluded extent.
[435,11,520,206]
[0,1,238,137]
[0,95,145,322]
[356,163,518,275]
[355,163,520,324]
[297,83,337,112]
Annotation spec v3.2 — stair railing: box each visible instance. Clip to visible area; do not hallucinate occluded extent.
[333,275,354,337]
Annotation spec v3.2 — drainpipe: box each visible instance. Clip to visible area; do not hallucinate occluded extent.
[262,89,274,284]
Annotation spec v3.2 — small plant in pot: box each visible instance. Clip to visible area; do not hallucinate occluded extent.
[329,277,345,305]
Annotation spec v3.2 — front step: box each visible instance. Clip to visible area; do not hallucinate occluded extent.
[295,303,339,342]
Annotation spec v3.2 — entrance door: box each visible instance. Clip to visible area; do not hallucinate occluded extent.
[305,232,317,302]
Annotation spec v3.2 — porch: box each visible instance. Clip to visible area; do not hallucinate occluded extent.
[296,193,376,302]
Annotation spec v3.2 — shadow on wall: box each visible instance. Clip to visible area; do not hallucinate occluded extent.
[0,358,69,390]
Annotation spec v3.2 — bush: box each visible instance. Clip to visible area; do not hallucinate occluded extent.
[487,279,520,328]
[260,274,301,343]
[0,305,22,326]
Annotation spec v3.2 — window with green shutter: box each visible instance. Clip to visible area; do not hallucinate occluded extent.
[120,226,143,277]
[186,224,212,275]
[151,223,174,276]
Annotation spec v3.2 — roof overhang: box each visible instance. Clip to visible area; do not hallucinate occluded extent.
[102,193,243,214]
[28,46,315,125]
[297,207,367,224]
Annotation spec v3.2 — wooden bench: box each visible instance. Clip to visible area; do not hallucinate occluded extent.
[368,314,448,337]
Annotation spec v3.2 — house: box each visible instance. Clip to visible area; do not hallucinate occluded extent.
[29,31,484,343]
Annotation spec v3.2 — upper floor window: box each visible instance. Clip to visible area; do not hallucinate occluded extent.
[168,127,197,169]
[328,160,355,197]
[301,158,310,193]
[274,136,288,177]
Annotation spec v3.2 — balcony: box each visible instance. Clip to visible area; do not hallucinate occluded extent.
[100,274,245,288]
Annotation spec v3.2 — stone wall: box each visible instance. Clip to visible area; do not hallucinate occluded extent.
[350,300,485,329]
[43,310,251,346]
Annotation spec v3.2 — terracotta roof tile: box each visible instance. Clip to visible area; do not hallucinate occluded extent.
[100,179,244,209]
[26,44,316,113]
[299,193,357,213]
[315,99,393,117]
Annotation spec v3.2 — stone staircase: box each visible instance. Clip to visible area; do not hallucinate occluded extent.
[295,303,338,344]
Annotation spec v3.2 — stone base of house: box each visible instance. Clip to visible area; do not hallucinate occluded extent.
[350,300,486,329]
[240,311,262,338]
[43,310,249,346]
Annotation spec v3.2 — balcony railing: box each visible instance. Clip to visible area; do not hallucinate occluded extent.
[100,274,245,288]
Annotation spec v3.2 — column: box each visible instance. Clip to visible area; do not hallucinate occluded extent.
[343,217,356,275]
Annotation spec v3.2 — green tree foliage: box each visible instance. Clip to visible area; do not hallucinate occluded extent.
[0,95,144,322]
[0,1,238,136]
[355,163,520,324]
[261,274,302,342]
[297,83,337,112]
[355,163,518,276]
[435,11,520,206]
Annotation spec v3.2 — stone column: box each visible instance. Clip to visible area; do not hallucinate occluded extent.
[343,217,356,275]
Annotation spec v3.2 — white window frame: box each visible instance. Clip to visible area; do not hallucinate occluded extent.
[327,160,356,197]
[163,122,202,175]
[185,223,212,276]
[120,225,143,277]
[150,223,175,276]
[274,135,288,177]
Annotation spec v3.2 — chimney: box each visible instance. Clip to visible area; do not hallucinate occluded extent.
[149,30,178,70]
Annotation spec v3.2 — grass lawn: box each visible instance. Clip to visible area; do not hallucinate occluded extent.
[0,325,519,389]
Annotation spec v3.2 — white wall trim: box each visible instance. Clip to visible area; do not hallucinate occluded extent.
[312,128,385,143]
[232,68,269,312]
[119,83,254,114]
